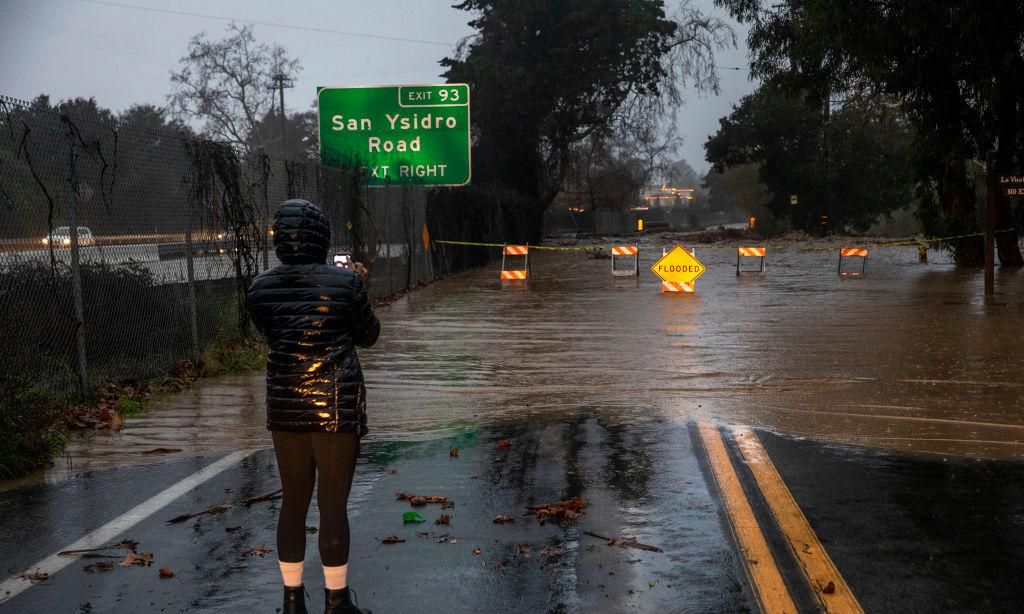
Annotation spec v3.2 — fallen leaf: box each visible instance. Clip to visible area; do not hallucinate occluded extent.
[381,536,405,544]
[19,570,48,583]
[473,547,482,556]
[158,567,175,578]
[441,501,455,510]
[435,514,450,525]
[449,447,459,458]
[248,545,273,558]
[83,561,114,573]
[224,526,242,533]
[538,545,566,558]
[518,544,531,556]
[525,497,587,523]
[395,492,451,506]
[120,552,154,567]
[492,515,516,524]
[822,581,836,594]
[497,439,511,449]
[305,526,319,534]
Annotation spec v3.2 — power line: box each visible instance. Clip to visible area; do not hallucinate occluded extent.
[79,0,454,48]
[2,2,177,69]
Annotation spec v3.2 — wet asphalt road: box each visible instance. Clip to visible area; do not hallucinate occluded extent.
[3,236,1024,612]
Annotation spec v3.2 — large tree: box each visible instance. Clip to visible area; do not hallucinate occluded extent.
[705,82,913,232]
[715,0,1024,265]
[442,0,732,240]
[168,23,301,154]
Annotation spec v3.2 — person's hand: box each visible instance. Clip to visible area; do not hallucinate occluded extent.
[353,262,368,278]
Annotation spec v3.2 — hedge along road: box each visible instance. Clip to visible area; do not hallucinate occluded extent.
[3,240,1024,612]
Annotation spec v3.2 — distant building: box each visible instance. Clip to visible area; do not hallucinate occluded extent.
[639,184,695,208]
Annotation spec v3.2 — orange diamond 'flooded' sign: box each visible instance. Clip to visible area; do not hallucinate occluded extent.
[650,245,706,285]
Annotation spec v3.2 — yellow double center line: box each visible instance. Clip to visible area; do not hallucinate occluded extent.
[697,422,864,614]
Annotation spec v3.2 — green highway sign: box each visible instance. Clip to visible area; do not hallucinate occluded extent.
[317,84,471,187]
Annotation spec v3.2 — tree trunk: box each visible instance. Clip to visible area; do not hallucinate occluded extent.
[941,159,984,266]
[992,61,1024,267]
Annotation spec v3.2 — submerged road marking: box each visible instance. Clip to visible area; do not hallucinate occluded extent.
[733,427,864,613]
[0,449,256,606]
[696,422,798,613]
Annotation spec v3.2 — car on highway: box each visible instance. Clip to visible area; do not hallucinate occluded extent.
[41,226,96,247]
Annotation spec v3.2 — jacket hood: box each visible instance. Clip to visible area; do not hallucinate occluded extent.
[273,199,330,264]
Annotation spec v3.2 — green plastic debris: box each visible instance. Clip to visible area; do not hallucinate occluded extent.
[403,511,425,524]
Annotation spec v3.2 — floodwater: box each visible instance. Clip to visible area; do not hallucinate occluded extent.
[52,236,1024,481]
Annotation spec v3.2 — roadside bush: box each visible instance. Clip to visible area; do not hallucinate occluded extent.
[0,372,69,480]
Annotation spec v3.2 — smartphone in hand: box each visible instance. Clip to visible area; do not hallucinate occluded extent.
[333,253,353,270]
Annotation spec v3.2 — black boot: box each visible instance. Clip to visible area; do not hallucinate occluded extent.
[324,587,371,614]
[282,585,307,614]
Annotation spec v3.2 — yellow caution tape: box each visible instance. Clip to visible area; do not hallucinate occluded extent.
[434,229,1018,253]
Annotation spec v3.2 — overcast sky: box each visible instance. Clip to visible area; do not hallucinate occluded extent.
[0,0,756,174]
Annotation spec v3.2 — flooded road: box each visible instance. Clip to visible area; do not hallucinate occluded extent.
[5,236,1024,613]
[56,236,1024,477]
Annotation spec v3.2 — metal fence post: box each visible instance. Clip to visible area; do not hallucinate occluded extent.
[384,189,392,295]
[65,122,88,398]
[185,215,200,360]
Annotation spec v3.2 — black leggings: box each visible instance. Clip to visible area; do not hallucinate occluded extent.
[271,431,359,566]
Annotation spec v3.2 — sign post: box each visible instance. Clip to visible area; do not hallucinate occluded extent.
[650,244,706,293]
[318,84,471,187]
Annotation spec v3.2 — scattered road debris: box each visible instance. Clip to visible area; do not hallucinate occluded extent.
[248,545,273,557]
[583,531,663,553]
[59,540,138,556]
[395,492,451,506]
[120,552,154,567]
[166,503,232,524]
[525,497,587,523]
[158,567,175,579]
[435,514,450,525]
[19,570,49,583]
[380,536,405,545]
[83,561,114,573]
[243,488,283,506]
[492,515,515,524]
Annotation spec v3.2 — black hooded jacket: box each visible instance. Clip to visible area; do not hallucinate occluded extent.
[247,199,380,435]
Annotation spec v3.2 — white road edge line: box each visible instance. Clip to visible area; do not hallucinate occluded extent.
[0,449,257,606]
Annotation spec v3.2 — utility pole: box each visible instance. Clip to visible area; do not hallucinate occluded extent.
[985,151,996,296]
[270,73,294,157]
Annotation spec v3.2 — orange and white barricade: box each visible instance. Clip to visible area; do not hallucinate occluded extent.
[611,244,639,277]
[736,246,766,275]
[661,281,694,293]
[838,247,868,276]
[500,244,530,281]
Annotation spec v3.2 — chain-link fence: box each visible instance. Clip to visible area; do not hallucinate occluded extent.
[0,94,532,401]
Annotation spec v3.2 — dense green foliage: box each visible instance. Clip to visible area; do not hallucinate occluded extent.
[715,0,1024,264]
[705,84,913,233]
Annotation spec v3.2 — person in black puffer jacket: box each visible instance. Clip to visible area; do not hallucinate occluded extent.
[248,199,378,614]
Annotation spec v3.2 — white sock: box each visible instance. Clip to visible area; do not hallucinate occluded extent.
[279,560,304,587]
[323,564,348,590]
